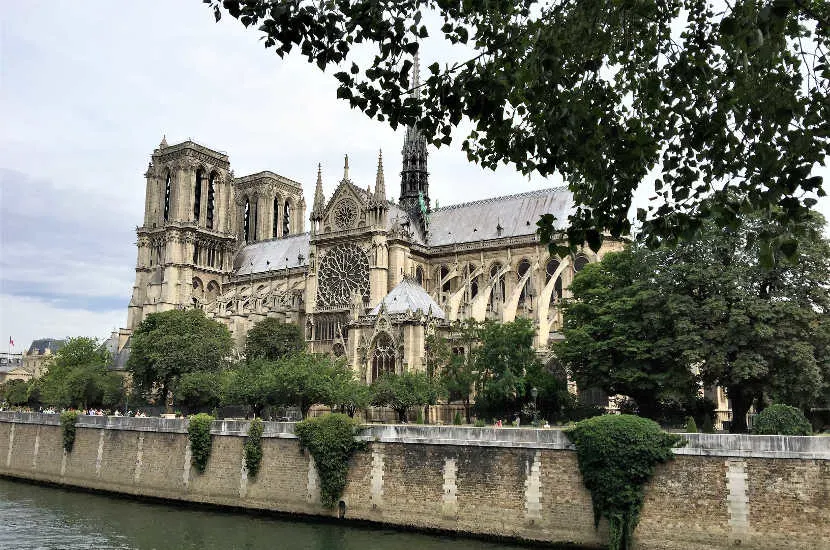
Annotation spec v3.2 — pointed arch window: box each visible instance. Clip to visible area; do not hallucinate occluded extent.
[415,266,424,286]
[251,199,258,241]
[273,196,280,238]
[518,258,532,304]
[243,198,251,242]
[163,172,172,222]
[194,169,204,222]
[574,254,589,273]
[206,172,216,229]
[546,259,563,301]
[371,333,396,382]
[283,200,291,236]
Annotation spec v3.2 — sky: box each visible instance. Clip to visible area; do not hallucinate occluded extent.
[1,1,828,353]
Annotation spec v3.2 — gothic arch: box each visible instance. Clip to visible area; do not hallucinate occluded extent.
[206,280,220,303]
[370,331,396,382]
[206,171,219,230]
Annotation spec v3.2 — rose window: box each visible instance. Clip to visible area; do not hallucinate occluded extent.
[317,244,369,308]
[333,199,358,230]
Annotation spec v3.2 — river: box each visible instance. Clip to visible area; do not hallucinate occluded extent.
[0,478,560,550]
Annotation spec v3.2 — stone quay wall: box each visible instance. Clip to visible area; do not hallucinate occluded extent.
[0,412,827,550]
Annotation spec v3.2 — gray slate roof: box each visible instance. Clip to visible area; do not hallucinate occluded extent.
[426,187,573,246]
[235,233,310,276]
[369,277,445,319]
[26,338,65,355]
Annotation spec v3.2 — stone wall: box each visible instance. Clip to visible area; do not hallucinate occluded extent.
[0,412,827,549]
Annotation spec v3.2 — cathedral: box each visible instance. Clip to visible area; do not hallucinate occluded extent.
[122,119,623,384]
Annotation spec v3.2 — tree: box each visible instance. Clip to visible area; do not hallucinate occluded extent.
[222,358,279,417]
[473,319,539,421]
[175,371,223,412]
[437,320,479,423]
[127,309,234,405]
[371,372,443,423]
[559,211,830,432]
[557,248,699,420]
[0,379,30,406]
[244,318,305,361]
[206,0,829,258]
[329,366,371,418]
[37,337,123,409]
[274,353,341,418]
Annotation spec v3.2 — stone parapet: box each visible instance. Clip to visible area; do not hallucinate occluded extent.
[1,412,827,459]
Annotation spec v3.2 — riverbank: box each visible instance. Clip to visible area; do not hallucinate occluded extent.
[1,412,828,549]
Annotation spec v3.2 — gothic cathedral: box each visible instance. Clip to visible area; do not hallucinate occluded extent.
[124,123,623,382]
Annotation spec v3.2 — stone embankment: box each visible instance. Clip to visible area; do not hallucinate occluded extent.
[1,411,827,550]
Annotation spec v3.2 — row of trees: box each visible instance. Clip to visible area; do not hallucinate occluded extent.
[0,337,125,410]
[558,211,830,433]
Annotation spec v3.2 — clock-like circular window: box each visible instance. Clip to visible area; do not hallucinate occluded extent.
[317,244,370,308]
[333,199,358,230]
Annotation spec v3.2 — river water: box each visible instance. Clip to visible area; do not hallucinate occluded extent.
[0,478,561,550]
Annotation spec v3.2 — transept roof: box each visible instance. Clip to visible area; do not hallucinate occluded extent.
[369,277,445,319]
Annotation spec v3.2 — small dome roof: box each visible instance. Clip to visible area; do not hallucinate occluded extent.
[370,276,445,319]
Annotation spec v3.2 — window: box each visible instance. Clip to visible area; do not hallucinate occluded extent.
[206,172,216,229]
[440,265,450,292]
[163,172,171,222]
[283,200,291,236]
[371,333,396,382]
[194,169,204,222]
[415,266,424,285]
[574,254,589,273]
[517,258,532,304]
[243,198,251,242]
[273,196,280,238]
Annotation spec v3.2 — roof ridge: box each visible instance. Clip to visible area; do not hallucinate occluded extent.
[432,186,569,212]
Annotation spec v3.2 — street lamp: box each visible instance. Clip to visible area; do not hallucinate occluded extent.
[531,387,539,425]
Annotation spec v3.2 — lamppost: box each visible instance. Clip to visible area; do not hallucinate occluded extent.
[531,386,539,426]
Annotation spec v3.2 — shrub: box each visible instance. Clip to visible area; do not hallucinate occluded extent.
[294,413,365,508]
[244,418,264,478]
[188,413,214,473]
[567,415,685,550]
[416,410,424,424]
[684,417,698,433]
[453,411,463,425]
[752,404,812,436]
[474,419,487,427]
[60,410,80,452]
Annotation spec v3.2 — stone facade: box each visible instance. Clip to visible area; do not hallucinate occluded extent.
[1,412,827,549]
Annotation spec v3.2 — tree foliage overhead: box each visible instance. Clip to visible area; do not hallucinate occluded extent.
[128,309,234,399]
[370,371,443,422]
[206,0,828,255]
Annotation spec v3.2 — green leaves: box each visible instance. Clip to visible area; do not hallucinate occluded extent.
[188,413,215,473]
[567,415,685,550]
[294,413,365,508]
[243,418,265,478]
[205,0,828,256]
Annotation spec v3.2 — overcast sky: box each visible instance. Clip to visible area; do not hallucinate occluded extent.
[1,1,828,352]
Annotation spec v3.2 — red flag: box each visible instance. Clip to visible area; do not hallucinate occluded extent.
[8,337,13,347]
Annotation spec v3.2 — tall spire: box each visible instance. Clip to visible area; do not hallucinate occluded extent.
[312,163,325,216]
[375,150,386,201]
[343,154,350,181]
[400,49,429,219]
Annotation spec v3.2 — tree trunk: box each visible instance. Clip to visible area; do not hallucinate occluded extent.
[728,385,750,433]
[464,398,471,424]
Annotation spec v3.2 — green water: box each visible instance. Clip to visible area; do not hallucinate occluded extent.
[0,478,567,550]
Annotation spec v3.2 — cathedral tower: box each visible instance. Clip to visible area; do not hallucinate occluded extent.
[127,138,237,330]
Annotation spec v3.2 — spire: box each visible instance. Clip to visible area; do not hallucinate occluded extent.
[343,154,350,181]
[312,163,325,217]
[400,51,429,219]
[374,150,386,201]
[159,134,168,149]
[412,49,421,99]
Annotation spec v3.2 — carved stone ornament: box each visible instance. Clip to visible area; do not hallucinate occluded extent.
[333,198,358,230]
[316,243,370,308]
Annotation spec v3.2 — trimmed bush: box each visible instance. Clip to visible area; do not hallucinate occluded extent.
[244,418,264,478]
[453,411,463,425]
[684,416,698,433]
[188,413,214,473]
[752,404,812,436]
[60,410,80,452]
[294,413,365,508]
[567,415,685,550]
